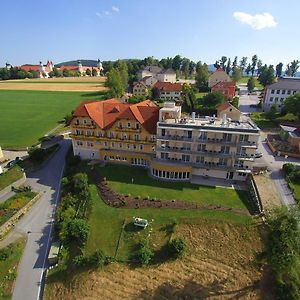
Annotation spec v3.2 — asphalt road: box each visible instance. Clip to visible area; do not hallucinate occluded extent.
[10,139,70,300]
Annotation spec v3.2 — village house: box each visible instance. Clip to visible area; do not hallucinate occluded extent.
[279,125,300,152]
[153,82,182,101]
[132,81,149,97]
[211,81,236,100]
[264,77,300,112]
[137,66,177,83]
[208,68,231,88]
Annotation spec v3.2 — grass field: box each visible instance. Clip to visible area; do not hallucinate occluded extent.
[250,112,278,129]
[96,164,249,209]
[0,90,107,148]
[0,166,23,191]
[0,238,26,299]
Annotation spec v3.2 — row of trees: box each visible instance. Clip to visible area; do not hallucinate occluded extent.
[0,67,40,80]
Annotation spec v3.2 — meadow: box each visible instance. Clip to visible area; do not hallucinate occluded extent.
[0,90,107,148]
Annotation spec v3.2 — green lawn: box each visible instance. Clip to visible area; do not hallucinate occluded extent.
[0,166,24,191]
[96,164,249,209]
[86,184,252,261]
[0,81,105,85]
[0,90,107,148]
[237,76,263,90]
[0,238,26,299]
[250,112,278,129]
[290,182,300,203]
[195,92,208,99]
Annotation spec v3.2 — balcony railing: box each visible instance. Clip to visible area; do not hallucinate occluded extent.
[72,124,96,129]
[157,135,193,142]
[69,133,155,144]
[115,127,142,133]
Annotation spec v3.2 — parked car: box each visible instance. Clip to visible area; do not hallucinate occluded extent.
[5,157,21,169]
[255,152,263,158]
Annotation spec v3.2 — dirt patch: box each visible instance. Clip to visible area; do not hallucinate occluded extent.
[253,174,281,211]
[45,223,275,300]
[91,170,249,215]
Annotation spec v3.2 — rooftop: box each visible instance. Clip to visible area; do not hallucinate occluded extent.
[267,77,300,90]
[159,114,259,133]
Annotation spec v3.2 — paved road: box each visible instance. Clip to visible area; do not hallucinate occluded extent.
[257,138,299,206]
[238,85,260,114]
[6,139,71,300]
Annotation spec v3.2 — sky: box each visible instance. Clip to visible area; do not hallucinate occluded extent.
[1,0,300,67]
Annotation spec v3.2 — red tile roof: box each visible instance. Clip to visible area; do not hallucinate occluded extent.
[154,82,182,92]
[217,102,238,112]
[73,99,159,134]
[212,81,235,89]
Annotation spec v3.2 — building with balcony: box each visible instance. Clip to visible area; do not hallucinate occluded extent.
[263,77,300,112]
[153,82,182,101]
[153,102,260,181]
[70,100,260,183]
[70,99,159,164]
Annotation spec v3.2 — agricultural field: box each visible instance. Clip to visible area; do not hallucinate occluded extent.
[0,76,107,92]
[0,90,107,148]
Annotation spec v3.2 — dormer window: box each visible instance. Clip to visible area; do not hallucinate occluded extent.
[136,123,140,129]
[83,119,87,124]
[128,122,131,128]
[76,119,79,125]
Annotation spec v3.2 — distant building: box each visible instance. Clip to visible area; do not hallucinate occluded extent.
[59,59,103,76]
[264,77,300,112]
[279,125,300,152]
[153,82,182,101]
[20,60,54,78]
[208,68,231,88]
[137,66,176,83]
[133,82,149,97]
[211,81,235,100]
[216,102,241,121]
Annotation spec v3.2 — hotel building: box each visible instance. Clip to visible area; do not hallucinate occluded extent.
[70,99,260,182]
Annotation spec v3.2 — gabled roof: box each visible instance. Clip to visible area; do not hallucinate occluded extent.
[158,68,176,75]
[133,81,147,89]
[73,99,159,134]
[154,82,182,92]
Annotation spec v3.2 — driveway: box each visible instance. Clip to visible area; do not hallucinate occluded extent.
[1,139,71,300]
[238,85,260,114]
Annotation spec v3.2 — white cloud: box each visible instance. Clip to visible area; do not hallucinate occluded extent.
[104,11,111,16]
[233,11,277,30]
[112,6,120,13]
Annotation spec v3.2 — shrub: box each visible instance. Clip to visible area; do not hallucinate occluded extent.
[168,237,186,258]
[283,163,297,175]
[61,219,90,246]
[136,240,154,266]
[28,147,46,163]
[0,247,11,261]
[61,177,69,187]
[88,249,106,267]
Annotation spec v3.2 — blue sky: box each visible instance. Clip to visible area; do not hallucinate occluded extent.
[1,0,299,67]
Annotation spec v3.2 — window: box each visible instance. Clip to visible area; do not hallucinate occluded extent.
[127,122,131,128]
[269,97,273,102]
[182,154,190,162]
[119,143,123,148]
[109,156,114,160]
[133,144,137,150]
[83,119,87,124]
[116,155,121,161]
[140,144,143,150]
[111,142,115,148]
[280,98,284,102]
[122,157,127,161]
[276,90,280,94]
[119,122,122,128]
[86,130,91,136]
[134,134,140,141]
[271,89,275,94]
[161,129,166,137]
[287,90,291,95]
[136,123,140,129]
[76,129,80,135]
[282,90,286,94]
[161,152,169,159]
[275,97,279,102]
[76,119,79,125]
[127,144,130,149]
[109,132,114,138]
[104,141,108,147]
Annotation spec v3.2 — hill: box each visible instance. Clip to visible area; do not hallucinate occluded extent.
[55,59,98,67]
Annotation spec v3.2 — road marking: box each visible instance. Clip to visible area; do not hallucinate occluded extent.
[36,153,65,300]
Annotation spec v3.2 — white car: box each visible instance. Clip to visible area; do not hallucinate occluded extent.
[134,218,148,228]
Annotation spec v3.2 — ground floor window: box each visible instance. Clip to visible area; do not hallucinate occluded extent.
[152,168,190,180]
[131,157,148,166]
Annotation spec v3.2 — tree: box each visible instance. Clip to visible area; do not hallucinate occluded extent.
[213,60,220,70]
[136,240,154,265]
[62,219,89,245]
[232,56,238,72]
[195,62,209,92]
[239,57,248,71]
[231,67,242,83]
[220,56,227,69]
[181,58,190,79]
[290,60,300,77]
[92,68,98,77]
[200,92,224,108]
[257,59,263,75]
[85,68,91,76]
[172,55,182,71]
[63,68,70,77]
[225,58,231,75]
[251,54,258,76]
[283,92,300,118]
[258,65,275,87]
[247,77,255,93]
[182,84,196,113]
[114,60,128,91]
[263,207,300,300]
[106,68,124,97]
[168,237,186,258]
[286,64,292,76]
[245,64,251,76]
[276,62,283,77]
[266,104,278,120]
